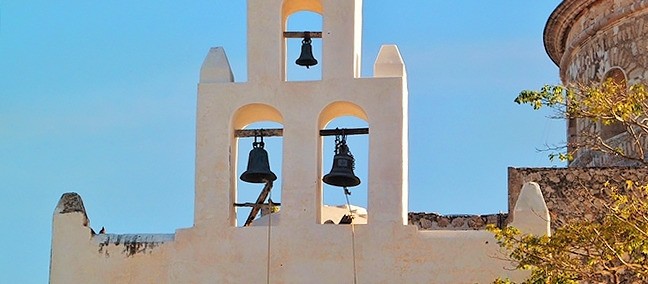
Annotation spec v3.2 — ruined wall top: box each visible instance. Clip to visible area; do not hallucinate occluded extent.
[508,166,648,229]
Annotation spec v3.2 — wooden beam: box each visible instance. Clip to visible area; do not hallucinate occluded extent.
[243,181,273,227]
[234,202,281,208]
[319,128,369,137]
[284,31,322,39]
[234,128,369,138]
[235,128,283,138]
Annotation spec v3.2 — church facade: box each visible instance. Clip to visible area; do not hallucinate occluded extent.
[50,0,648,283]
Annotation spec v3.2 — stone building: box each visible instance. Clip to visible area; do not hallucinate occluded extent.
[50,0,648,283]
[509,0,648,228]
[509,0,648,239]
[545,0,648,167]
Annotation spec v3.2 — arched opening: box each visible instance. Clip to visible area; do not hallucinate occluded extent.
[318,102,369,225]
[285,11,322,81]
[235,121,284,227]
[605,67,627,86]
[282,0,322,17]
[231,104,284,227]
[600,67,628,140]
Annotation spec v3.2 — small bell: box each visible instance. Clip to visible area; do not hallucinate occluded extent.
[323,137,361,188]
[240,137,277,184]
[295,36,318,68]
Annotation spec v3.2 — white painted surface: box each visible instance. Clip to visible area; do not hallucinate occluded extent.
[50,1,549,283]
[199,47,234,84]
[510,182,551,237]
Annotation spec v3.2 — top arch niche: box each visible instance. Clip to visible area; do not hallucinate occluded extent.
[282,0,323,22]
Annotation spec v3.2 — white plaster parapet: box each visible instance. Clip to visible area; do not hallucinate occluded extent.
[509,182,551,236]
[200,47,234,84]
[374,45,406,78]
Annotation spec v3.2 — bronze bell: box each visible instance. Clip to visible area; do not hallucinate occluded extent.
[295,36,318,68]
[323,140,361,187]
[240,141,277,184]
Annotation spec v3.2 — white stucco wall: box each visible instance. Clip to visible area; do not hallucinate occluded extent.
[50,1,549,282]
[51,182,546,283]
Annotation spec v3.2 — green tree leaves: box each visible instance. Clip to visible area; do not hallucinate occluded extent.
[489,181,648,283]
[491,81,648,283]
[514,80,648,164]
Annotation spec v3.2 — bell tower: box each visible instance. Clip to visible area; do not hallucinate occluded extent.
[194,0,409,229]
[247,0,363,82]
[49,2,552,283]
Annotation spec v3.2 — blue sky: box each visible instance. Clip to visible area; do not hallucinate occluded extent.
[1,1,563,282]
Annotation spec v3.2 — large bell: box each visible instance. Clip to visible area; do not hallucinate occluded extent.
[240,141,277,184]
[323,140,361,187]
[295,37,318,68]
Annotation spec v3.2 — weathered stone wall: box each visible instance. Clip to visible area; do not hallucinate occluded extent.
[569,131,648,167]
[564,3,648,84]
[545,0,648,167]
[408,212,508,230]
[407,166,648,232]
[508,167,648,229]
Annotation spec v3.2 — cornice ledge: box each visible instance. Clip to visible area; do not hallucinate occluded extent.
[544,0,599,66]
[545,0,648,82]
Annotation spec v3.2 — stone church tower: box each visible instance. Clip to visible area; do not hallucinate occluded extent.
[544,0,648,167]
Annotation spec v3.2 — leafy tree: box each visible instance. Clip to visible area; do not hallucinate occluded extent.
[514,80,648,164]
[489,81,648,283]
[489,180,648,283]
